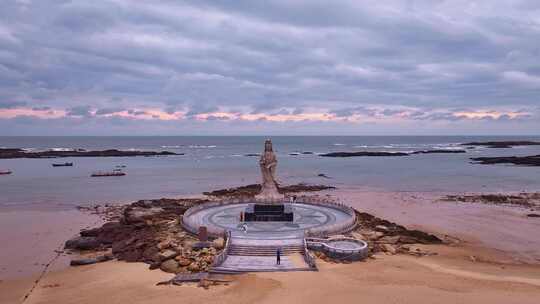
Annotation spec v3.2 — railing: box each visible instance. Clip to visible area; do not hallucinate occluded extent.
[211,230,232,268]
[181,195,358,238]
[296,196,357,237]
[306,237,369,260]
[302,237,318,270]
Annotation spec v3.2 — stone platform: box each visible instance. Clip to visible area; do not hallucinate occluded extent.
[183,202,355,236]
[182,199,358,273]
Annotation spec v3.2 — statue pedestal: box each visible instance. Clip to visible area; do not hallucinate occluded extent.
[255,189,284,202]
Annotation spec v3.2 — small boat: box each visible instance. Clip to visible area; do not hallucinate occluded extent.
[91,171,126,177]
[115,165,127,168]
[0,170,12,175]
[52,162,73,167]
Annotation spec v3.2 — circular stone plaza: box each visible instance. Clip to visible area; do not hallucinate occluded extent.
[181,198,368,273]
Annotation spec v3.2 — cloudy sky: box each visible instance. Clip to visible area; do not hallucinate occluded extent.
[1,0,539,135]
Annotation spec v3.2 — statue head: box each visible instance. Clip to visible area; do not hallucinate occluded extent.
[264,139,273,152]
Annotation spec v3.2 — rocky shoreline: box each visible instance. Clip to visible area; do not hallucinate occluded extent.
[0,148,181,159]
[320,149,466,158]
[461,141,540,149]
[202,183,336,197]
[441,193,540,210]
[63,185,444,277]
[470,155,540,166]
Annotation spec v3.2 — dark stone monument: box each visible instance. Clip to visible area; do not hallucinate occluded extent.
[198,226,208,242]
[244,203,293,222]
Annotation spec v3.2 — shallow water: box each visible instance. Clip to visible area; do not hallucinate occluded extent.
[1,136,540,208]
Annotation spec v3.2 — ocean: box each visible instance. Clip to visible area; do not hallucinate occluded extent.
[1,136,540,208]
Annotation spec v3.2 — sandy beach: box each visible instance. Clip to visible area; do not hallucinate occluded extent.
[1,187,539,303]
[2,245,539,304]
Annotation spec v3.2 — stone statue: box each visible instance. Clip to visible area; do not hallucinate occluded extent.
[256,139,284,201]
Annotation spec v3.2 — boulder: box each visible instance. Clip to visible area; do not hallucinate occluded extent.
[212,238,225,249]
[375,225,390,232]
[187,262,201,272]
[364,231,384,240]
[351,232,366,240]
[378,236,400,244]
[70,254,113,266]
[159,249,178,261]
[175,256,192,267]
[124,207,164,224]
[160,259,181,273]
[65,236,101,250]
[380,244,397,255]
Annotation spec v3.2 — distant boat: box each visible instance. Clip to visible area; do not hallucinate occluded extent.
[91,171,126,177]
[0,170,12,175]
[52,162,73,167]
[115,165,127,168]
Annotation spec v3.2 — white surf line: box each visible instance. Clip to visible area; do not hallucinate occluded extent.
[411,259,540,287]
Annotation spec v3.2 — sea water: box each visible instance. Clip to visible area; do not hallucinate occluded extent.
[1,136,540,208]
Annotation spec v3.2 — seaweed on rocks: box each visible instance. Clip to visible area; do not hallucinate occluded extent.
[202,183,336,197]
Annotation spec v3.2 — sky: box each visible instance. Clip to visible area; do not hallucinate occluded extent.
[0,0,539,136]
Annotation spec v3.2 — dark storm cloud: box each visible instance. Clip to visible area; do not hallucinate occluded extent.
[95,107,126,115]
[1,0,539,134]
[0,101,26,109]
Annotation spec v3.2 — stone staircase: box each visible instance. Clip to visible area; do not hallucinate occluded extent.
[228,244,304,256]
[210,231,316,274]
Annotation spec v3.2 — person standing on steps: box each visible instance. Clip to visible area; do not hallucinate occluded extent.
[276,247,281,265]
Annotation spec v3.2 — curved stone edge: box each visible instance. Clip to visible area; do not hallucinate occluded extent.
[181,196,358,239]
[297,196,358,237]
[306,237,369,261]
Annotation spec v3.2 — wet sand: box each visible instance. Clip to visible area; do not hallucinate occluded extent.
[333,187,540,264]
[1,187,540,303]
[0,208,101,280]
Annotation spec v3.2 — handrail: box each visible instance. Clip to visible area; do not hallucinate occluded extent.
[302,237,317,270]
[211,230,232,268]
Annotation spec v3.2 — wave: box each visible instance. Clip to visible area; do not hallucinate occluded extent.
[161,145,184,148]
[188,145,217,149]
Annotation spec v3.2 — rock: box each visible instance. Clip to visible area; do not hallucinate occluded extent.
[160,259,181,274]
[320,151,408,157]
[65,236,101,250]
[212,238,225,249]
[142,246,160,262]
[124,207,164,224]
[198,279,212,289]
[149,262,161,270]
[203,255,214,264]
[364,231,384,240]
[378,236,400,244]
[187,262,201,272]
[375,225,389,232]
[192,241,212,250]
[159,249,178,261]
[175,256,192,267]
[70,254,113,266]
[351,232,367,240]
[380,244,397,255]
[157,240,171,250]
[527,213,540,218]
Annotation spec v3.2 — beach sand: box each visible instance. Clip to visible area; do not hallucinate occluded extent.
[1,188,540,303]
[1,245,539,304]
